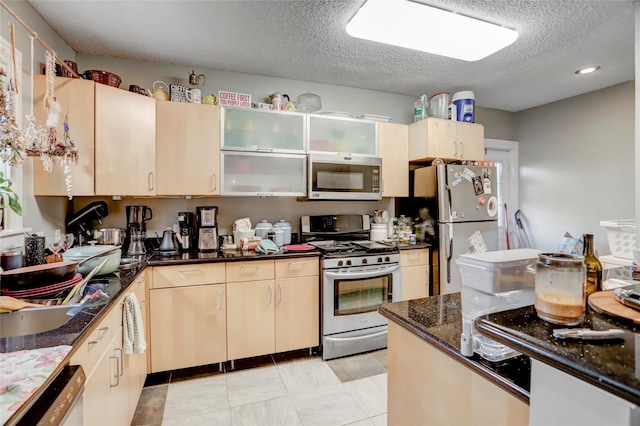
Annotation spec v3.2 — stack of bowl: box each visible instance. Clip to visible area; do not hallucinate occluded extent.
[1,262,82,305]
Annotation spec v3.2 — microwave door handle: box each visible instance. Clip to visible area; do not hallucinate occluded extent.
[324,264,400,280]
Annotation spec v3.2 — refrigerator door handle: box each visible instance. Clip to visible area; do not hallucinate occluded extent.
[445,223,453,284]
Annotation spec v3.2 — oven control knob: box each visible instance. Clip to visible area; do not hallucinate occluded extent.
[385,256,390,262]
[377,257,383,263]
[338,260,343,267]
[346,260,352,266]
[362,258,368,264]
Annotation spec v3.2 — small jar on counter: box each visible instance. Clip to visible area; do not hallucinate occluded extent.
[534,253,586,326]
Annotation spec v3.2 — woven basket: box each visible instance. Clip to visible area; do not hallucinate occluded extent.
[83,70,122,88]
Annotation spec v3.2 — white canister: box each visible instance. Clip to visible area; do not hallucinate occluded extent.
[273,228,284,247]
[255,220,273,239]
[370,224,388,242]
[450,91,475,123]
[276,219,292,245]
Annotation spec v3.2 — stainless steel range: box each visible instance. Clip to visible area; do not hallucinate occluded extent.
[301,215,401,360]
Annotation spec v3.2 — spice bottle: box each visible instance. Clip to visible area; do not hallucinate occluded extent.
[582,234,602,297]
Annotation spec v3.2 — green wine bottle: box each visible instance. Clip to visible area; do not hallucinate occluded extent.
[582,234,602,297]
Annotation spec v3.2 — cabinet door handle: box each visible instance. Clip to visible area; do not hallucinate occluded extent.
[459,141,464,158]
[212,174,217,192]
[256,148,273,153]
[453,140,458,157]
[218,289,224,310]
[279,284,282,303]
[179,269,201,274]
[114,348,124,377]
[109,356,120,387]
[148,172,155,190]
[140,300,147,306]
[88,327,109,344]
[240,265,259,270]
[268,286,273,304]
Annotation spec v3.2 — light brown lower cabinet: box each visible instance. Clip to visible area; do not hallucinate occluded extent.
[226,279,276,360]
[149,283,227,372]
[399,249,430,300]
[387,321,529,426]
[71,278,148,426]
[148,257,319,369]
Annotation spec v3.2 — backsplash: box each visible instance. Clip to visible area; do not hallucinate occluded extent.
[71,196,396,239]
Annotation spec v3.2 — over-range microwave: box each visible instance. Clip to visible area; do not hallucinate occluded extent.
[304,153,382,201]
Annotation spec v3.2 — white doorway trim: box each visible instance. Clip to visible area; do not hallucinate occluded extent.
[485,138,519,213]
[484,138,519,249]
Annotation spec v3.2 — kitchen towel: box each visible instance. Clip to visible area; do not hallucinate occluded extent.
[255,239,279,254]
[123,293,146,355]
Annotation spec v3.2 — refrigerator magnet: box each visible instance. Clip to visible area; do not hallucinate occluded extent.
[487,196,498,217]
[472,176,484,195]
[462,167,476,181]
[483,177,492,194]
[451,177,463,188]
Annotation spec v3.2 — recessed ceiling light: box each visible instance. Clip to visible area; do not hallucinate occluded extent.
[575,66,601,75]
[346,0,519,61]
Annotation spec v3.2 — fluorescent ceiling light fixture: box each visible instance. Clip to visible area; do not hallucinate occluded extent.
[346,0,519,61]
[575,66,600,74]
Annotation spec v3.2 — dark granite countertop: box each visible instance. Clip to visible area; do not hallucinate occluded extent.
[397,242,431,250]
[148,247,319,266]
[379,294,531,404]
[475,304,640,406]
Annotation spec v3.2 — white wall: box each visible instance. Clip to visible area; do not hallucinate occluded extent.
[516,81,635,255]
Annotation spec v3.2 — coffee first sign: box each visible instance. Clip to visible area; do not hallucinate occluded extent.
[218,91,251,108]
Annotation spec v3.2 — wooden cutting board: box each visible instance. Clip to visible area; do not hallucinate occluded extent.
[588,290,640,324]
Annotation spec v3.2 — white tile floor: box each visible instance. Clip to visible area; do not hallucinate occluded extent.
[133,351,388,426]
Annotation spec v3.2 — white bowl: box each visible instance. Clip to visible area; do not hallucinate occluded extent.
[63,245,122,275]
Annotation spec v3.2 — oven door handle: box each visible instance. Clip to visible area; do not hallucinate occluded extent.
[324,264,399,279]
[324,329,388,342]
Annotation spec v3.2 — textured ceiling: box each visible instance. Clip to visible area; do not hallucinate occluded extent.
[23,0,636,112]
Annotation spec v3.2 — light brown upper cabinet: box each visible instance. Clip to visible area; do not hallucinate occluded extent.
[33,76,95,196]
[378,122,409,197]
[94,84,156,196]
[409,118,484,162]
[156,102,221,196]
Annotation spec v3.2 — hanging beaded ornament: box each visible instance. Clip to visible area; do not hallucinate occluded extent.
[0,24,26,166]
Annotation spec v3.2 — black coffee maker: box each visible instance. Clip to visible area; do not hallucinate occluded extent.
[177,211,195,251]
[123,205,153,253]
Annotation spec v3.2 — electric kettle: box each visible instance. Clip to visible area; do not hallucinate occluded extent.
[159,227,181,253]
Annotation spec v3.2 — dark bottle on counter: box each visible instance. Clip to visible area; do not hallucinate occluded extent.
[582,233,602,297]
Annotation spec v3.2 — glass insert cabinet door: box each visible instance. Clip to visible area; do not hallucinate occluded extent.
[308,114,378,156]
[334,275,390,316]
[222,107,306,153]
[221,152,307,196]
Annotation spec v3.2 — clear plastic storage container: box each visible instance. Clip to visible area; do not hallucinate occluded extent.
[457,249,540,361]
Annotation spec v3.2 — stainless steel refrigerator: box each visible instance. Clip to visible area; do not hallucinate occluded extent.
[412,164,499,295]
